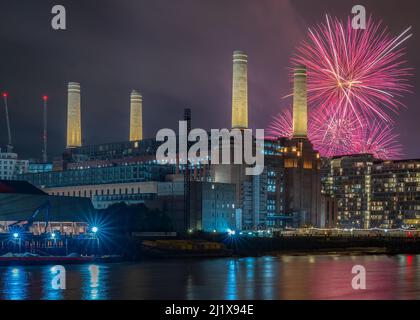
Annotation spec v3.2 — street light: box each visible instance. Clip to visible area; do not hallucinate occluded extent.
[13,233,19,239]
[92,227,98,234]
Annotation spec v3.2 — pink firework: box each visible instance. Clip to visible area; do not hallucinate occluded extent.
[267,108,293,139]
[310,108,359,157]
[294,15,412,124]
[268,106,357,157]
[267,106,403,159]
[353,122,403,160]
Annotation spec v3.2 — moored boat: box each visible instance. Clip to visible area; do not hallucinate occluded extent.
[141,240,232,258]
[0,253,95,266]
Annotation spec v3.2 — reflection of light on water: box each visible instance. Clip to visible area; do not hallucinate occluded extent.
[89,265,99,300]
[3,267,28,300]
[80,264,109,300]
[225,259,238,300]
[245,258,255,280]
[261,258,275,299]
[398,254,407,266]
[245,258,256,299]
[186,273,194,300]
[281,256,293,263]
[407,255,413,267]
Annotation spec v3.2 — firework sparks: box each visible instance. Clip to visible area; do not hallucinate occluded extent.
[294,15,412,124]
[267,15,411,160]
[353,121,403,160]
[267,108,293,139]
[310,108,359,157]
[268,106,403,159]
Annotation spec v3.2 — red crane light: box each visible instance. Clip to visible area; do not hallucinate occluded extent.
[42,95,48,101]
[2,92,8,98]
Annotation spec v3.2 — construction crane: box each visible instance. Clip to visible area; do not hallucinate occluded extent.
[8,201,51,234]
[2,92,13,153]
[42,95,48,163]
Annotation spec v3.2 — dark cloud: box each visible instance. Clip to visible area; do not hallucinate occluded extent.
[0,0,418,159]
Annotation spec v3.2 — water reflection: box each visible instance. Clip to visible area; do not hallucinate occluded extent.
[0,255,419,299]
[2,267,29,300]
[226,260,238,300]
[83,264,108,300]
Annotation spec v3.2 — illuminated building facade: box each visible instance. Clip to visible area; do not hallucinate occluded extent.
[0,149,29,180]
[19,162,175,188]
[189,182,237,232]
[66,82,82,148]
[263,139,286,227]
[64,139,160,161]
[130,90,143,141]
[322,156,420,229]
[371,160,420,228]
[321,154,374,229]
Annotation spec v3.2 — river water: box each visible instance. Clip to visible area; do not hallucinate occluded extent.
[0,254,419,300]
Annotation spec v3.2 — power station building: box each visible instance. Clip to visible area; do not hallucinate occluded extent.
[211,58,321,229]
[17,52,324,233]
[262,66,321,228]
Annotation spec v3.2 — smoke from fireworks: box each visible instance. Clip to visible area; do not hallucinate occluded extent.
[268,15,411,160]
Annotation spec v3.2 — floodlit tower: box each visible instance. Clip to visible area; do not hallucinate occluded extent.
[129,90,143,141]
[292,66,308,138]
[2,92,13,153]
[42,95,48,163]
[231,51,248,129]
[66,82,82,148]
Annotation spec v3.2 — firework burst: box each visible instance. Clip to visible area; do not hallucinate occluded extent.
[309,108,359,157]
[293,15,412,124]
[268,106,403,159]
[267,108,293,139]
[267,15,411,160]
[353,121,403,160]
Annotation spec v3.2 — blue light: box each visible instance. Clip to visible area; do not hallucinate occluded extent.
[227,229,236,236]
[51,233,56,238]
[92,227,98,233]
[13,233,19,239]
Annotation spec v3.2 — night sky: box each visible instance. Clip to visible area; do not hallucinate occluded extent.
[0,0,418,159]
